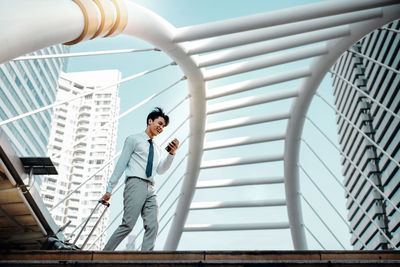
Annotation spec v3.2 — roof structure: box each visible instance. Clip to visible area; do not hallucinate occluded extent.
[0,0,399,250]
[0,129,63,249]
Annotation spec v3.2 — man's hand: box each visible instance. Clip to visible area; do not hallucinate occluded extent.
[102,192,111,201]
[167,138,179,155]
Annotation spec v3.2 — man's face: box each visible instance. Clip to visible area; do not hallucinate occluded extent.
[148,116,166,137]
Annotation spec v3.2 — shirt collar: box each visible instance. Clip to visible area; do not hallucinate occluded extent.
[142,131,152,141]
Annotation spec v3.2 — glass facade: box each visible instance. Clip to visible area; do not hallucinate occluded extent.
[331,20,400,249]
[0,44,69,165]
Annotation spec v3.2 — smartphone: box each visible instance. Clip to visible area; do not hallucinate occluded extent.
[166,146,172,152]
[165,138,178,152]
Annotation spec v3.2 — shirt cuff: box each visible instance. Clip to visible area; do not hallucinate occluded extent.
[106,185,113,194]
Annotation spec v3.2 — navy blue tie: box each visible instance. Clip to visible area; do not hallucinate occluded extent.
[146,139,154,177]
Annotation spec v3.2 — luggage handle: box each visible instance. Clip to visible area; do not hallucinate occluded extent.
[72,199,110,247]
[80,199,110,249]
[99,199,110,207]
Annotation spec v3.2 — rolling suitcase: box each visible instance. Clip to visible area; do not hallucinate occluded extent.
[43,199,110,250]
[72,199,110,249]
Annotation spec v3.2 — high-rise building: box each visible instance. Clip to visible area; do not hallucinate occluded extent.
[331,20,400,250]
[0,45,69,163]
[41,70,121,250]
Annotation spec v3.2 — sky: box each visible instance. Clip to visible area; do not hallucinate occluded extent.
[66,0,351,250]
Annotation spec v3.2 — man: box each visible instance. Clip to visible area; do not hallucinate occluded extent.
[102,107,179,251]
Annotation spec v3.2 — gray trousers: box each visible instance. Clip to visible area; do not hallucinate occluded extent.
[103,177,159,251]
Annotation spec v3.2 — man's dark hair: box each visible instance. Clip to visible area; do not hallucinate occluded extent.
[147,107,169,127]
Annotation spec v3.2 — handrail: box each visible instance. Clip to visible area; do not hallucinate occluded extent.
[156,154,188,194]
[67,179,125,240]
[87,208,124,250]
[0,62,176,127]
[380,27,400,34]
[316,93,400,171]
[304,224,326,250]
[300,193,346,249]
[304,127,400,229]
[76,108,189,248]
[166,94,190,114]
[159,194,183,233]
[330,71,400,121]
[160,116,190,147]
[133,188,185,250]
[299,164,367,248]
[13,48,159,61]
[345,50,399,75]
[51,76,185,161]
[303,118,396,248]
[50,151,121,211]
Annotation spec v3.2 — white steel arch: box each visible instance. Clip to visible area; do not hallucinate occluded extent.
[284,4,400,249]
[0,0,399,250]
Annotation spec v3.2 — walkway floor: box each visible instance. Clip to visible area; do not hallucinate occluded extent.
[1,250,400,266]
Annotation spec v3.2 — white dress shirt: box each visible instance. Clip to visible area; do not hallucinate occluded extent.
[106,132,174,193]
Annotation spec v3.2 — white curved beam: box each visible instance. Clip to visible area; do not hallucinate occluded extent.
[184,222,290,231]
[207,88,299,115]
[0,0,205,251]
[119,3,206,251]
[284,3,400,250]
[201,154,284,169]
[1,0,399,252]
[203,134,286,151]
[206,112,290,133]
[173,0,397,42]
[204,45,328,81]
[196,176,285,189]
[206,68,310,100]
[190,199,286,210]
[185,9,382,55]
[197,26,350,67]
[0,0,83,64]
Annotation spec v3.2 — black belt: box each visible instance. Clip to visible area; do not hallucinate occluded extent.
[127,176,152,184]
